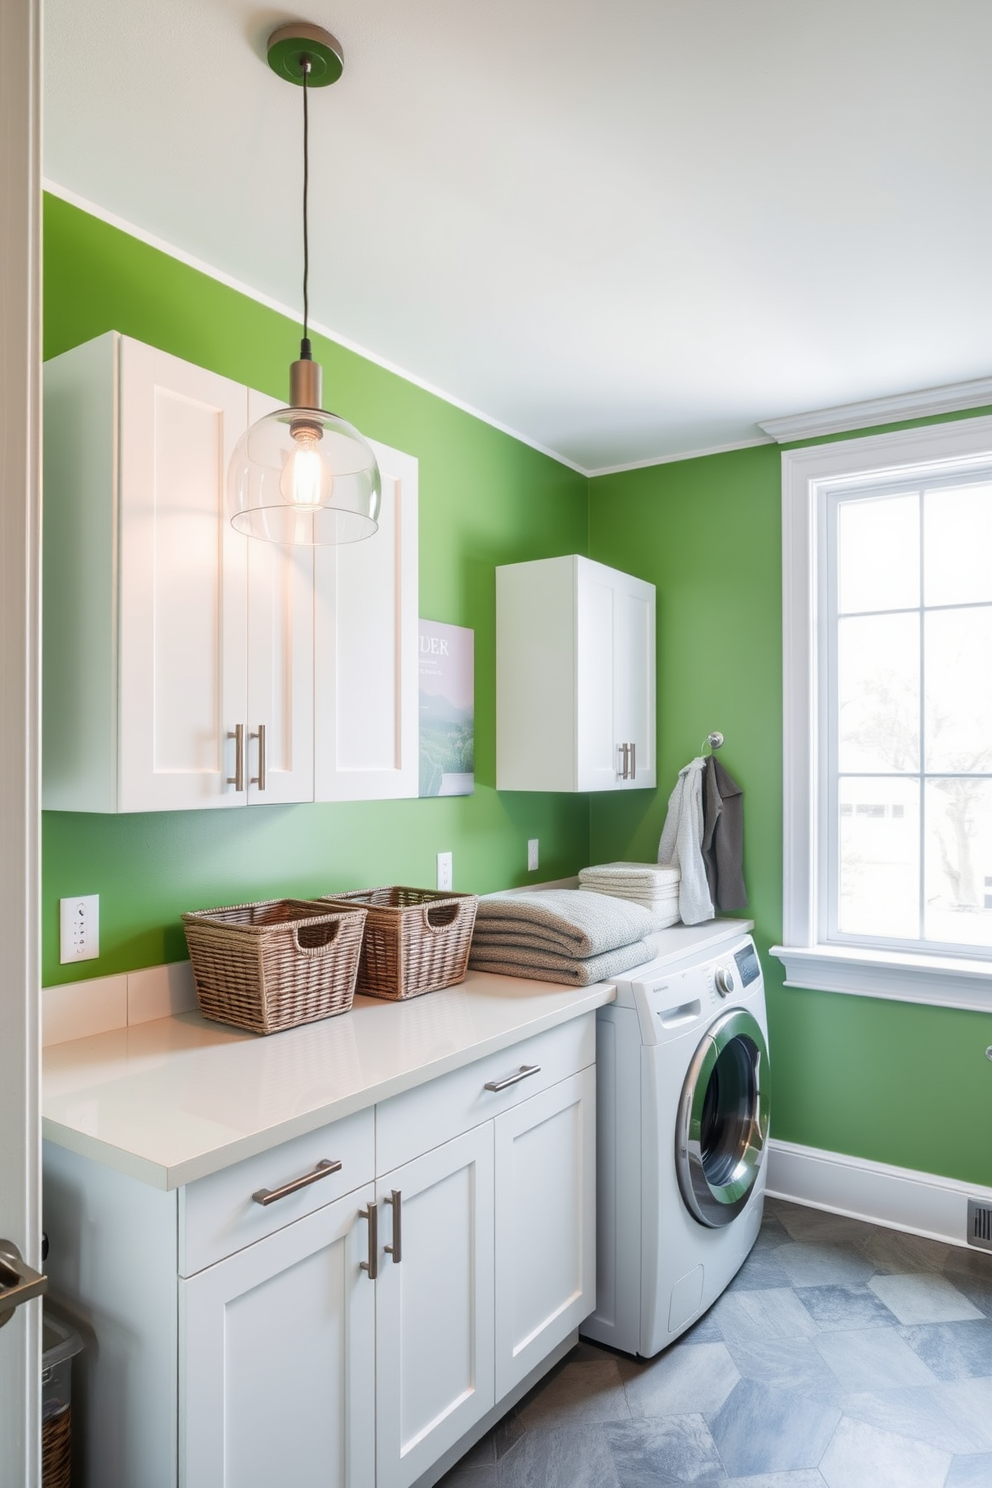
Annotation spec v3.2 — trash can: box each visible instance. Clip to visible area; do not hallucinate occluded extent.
[42,1305,83,1488]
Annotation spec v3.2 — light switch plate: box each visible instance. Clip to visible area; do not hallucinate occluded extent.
[436,851,453,892]
[527,838,539,872]
[60,894,100,964]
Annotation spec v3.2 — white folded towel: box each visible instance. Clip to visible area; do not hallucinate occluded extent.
[579,861,681,890]
[578,862,682,927]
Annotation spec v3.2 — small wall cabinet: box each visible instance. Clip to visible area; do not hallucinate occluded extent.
[496,554,656,792]
[42,332,418,811]
[42,1017,596,1488]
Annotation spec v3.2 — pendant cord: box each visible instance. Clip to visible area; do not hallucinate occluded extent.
[302,58,311,344]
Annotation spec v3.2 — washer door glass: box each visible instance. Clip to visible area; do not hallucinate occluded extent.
[675,1007,770,1228]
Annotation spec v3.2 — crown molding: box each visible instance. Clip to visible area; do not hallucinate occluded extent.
[759,376,992,444]
[587,433,773,478]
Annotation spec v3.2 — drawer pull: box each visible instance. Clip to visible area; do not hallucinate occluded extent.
[484,1063,542,1093]
[360,1201,378,1280]
[384,1189,402,1264]
[251,1158,342,1207]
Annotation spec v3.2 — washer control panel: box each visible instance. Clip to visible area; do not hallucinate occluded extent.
[733,940,762,987]
[622,932,764,1044]
[714,964,737,998]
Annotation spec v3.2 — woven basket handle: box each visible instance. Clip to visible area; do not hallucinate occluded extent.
[294,920,341,957]
[422,901,465,934]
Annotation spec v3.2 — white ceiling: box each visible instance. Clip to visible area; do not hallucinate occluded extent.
[44,0,992,473]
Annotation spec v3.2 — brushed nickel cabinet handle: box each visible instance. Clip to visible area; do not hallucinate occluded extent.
[252,1158,342,1207]
[630,741,636,780]
[384,1189,402,1264]
[250,723,266,791]
[360,1201,379,1280]
[484,1063,542,1093]
[227,723,246,791]
[618,742,629,780]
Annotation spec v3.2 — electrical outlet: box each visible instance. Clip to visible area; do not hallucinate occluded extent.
[436,851,453,892]
[528,838,540,872]
[60,894,100,964]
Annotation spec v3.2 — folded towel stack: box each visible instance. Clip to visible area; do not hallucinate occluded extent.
[469,889,661,987]
[578,862,681,928]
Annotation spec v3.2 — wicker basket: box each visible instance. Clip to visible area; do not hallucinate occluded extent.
[317,887,478,1001]
[42,1405,71,1488]
[182,899,367,1035]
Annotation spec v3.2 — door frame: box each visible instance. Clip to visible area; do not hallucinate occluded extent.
[0,0,43,1480]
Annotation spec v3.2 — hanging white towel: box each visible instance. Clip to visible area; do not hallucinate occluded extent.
[657,757,715,925]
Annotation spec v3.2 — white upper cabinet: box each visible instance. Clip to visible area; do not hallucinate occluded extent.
[116,338,254,811]
[496,554,656,792]
[244,388,315,806]
[314,440,419,802]
[42,333,417,812]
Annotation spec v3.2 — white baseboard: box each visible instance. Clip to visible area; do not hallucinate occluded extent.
[767,1137,992,1251]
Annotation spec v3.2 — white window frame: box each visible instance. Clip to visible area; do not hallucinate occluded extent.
[774,414,992,1013]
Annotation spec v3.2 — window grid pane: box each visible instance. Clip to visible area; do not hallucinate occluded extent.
[830,474,992,957]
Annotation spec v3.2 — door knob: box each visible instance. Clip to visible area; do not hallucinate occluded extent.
[0,1239,47,1330]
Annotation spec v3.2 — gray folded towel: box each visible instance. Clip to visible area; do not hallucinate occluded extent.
[473,889,663,958]
[468,938,653,987]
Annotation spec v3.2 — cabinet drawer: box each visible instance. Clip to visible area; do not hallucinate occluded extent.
[180,1107,374,1275]
[376,1014,595,1176]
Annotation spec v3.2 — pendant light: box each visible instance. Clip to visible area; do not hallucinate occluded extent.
[229,22,381,545]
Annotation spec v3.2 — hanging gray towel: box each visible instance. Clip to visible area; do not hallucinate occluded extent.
[702,755,748,911]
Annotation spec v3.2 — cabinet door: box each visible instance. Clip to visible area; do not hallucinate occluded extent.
[576,559,655,792]
[375,1125,495,1488]
[494,1066,596,1398]
[575,560,619,791]
[611,568,656,790]
[118,338,249,811]
[314,439,418,801]
[180,1185,375,1488]
[244,390,314,804]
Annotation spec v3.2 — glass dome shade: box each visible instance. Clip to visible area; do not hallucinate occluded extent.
[229,406,381,545]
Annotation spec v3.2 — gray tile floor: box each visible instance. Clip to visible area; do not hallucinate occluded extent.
[439,1197,992,1488]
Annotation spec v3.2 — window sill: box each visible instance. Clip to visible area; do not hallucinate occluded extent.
[769,943,992,1014]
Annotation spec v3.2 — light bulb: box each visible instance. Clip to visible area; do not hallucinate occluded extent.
[280,426,333,508]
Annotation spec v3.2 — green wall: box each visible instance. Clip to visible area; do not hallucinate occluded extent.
[42,194,589,983]
[588,446,992,1187]
[44,193,992,1189]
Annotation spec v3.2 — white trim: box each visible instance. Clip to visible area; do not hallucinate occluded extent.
[587,434,773,478]
[42,178,588,477]
[760,377,992,444]
[771,944,992,1013]
[780,417,992,1003]
[767,1138,992,1250]
[0,0,42,1473]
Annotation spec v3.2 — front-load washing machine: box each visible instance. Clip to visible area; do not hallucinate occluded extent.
[582,918,769,1358]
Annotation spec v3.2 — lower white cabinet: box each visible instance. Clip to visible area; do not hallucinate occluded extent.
[42,1016,596,1488]
[376,1126,496,1488]
[495,1067,596,1399]
[181,1185,377,1488]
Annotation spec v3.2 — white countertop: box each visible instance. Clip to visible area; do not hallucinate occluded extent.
[42,971,617,1190]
